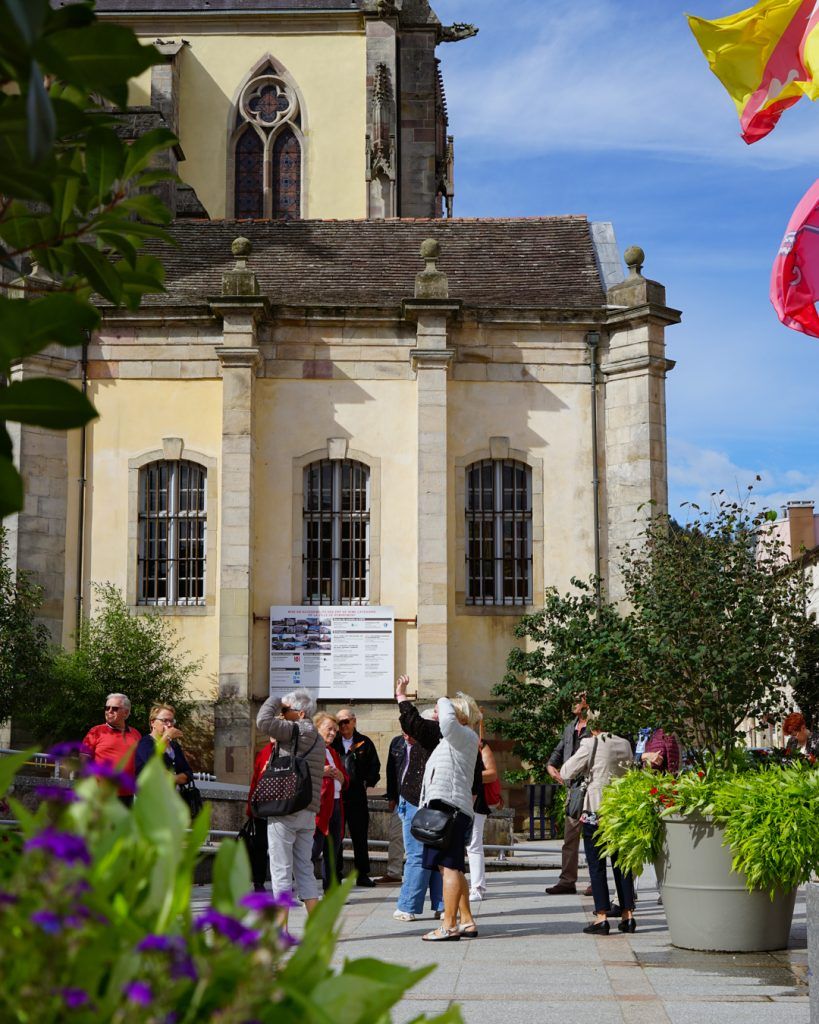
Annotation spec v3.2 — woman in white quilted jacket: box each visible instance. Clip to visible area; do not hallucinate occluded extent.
[417,692,481,942]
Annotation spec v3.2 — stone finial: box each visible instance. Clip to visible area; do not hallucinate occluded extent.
[222,236,260,296]
[623,245,645,278]
[414,238,449,299]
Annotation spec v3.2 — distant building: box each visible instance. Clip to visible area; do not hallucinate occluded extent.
[8,0,681,780]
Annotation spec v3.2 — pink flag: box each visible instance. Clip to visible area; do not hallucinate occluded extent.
[771,178,819,336]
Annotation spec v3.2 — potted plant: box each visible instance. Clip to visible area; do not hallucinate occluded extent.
[496,492,818,951]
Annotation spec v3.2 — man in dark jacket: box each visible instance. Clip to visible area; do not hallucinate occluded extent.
[331,708,381,887]
[545,694,590,895]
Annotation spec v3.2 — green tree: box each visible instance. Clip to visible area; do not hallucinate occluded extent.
[19,584,200,744]
[791,614,819,728]
[0,526,51,724]
[0,0,176,516]
[495,494,809,763]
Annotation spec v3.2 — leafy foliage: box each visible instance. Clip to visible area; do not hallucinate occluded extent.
[790,615,819,729]
[0,0,176,517]
[17,584,200,745]
[0,749,462,1024]
[494,495,809,765]
[0,527,51,724]
[598,758,819,894]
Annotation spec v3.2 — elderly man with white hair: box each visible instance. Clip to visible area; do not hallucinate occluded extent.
[81,692,141,806]
[256,689,326,912]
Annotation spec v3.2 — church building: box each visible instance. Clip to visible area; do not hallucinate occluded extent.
[11,0,681,781]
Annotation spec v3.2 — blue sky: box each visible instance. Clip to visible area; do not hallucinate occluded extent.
[433,0,819,518]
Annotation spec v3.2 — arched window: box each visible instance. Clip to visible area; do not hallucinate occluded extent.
[303,459,370,605]
[232,64,303,220]
[465,459,532,605]
[138,460,207,605]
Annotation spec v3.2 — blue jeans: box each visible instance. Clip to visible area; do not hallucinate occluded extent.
[396,798,444,915]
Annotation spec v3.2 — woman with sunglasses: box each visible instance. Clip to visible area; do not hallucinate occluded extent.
[135,704,193,787]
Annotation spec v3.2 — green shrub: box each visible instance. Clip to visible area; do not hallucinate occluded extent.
[0,748,462,1024]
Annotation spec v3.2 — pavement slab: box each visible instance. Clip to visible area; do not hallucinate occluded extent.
[192,867,810,1024]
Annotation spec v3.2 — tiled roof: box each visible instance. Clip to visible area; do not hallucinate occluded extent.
[143,218,608,310]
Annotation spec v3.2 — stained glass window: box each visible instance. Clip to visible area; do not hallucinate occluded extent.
[234,129,264,220]
[272,128,301,221]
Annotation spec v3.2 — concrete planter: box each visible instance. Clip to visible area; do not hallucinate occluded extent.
[655,814,797,952]
[808,882,819,1023]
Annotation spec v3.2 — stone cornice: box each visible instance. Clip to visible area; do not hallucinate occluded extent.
[605,302,682,328]
[402,298,462,322]
[209,296,271,322]
[600,354,676,378]
[97,10,363,35]
[214,346,263,371]
[409,348,455,373]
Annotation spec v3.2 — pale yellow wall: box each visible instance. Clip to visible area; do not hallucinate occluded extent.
[128,67,152,108]
[448,380,597,701]
[134,34,367,220]
[79,379,224,698]
[252,377,418,699]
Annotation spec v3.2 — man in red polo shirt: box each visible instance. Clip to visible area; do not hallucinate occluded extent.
[82,693,141,806]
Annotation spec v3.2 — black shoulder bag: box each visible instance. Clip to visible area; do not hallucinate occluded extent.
[410,800,458,849]
[252,724,319,818]
[565,737,598,820]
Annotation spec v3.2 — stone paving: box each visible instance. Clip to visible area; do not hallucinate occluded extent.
[194,868,810,1024]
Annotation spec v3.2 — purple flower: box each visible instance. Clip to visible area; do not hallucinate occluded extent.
[137,934,178,953]
[0,892,18,907]
[240,890,298,913]
[47,741,90,759]
[24,828,91,866]
[64,906,92,929]
[123,981,153,1006]
[31,910,62,934]
[170,955,198,982]
[80,762,134,791]
[278,929,300,949]
[61,988,90,1009]
[195,909,260,948]
[35,785,79,804]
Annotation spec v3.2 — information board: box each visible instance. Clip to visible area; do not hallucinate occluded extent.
[269,605,395,700]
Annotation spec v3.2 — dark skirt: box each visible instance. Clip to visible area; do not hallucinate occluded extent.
[421,809,472,873]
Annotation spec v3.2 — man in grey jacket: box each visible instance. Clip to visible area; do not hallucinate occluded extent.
[256,688,325,914]
[545,694,590,896]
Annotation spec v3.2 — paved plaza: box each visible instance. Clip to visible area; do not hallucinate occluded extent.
[194,867,810,1023]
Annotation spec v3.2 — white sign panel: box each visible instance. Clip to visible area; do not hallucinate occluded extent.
[269,606,394,700]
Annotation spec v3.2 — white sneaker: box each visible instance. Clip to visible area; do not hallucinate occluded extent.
[393,910,416,921]
[469,890,484,901]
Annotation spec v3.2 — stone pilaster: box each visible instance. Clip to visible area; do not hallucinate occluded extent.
[403,240,460,698]
[6,349,78,645]
[210,238,267,783]
[602,246,680,600]
[150,41,186,217]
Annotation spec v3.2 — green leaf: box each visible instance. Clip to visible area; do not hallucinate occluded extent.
[0,748,34,797]
[122,128,178,179]
[0,378,97,429]
[26,61,55,163]
[210,833,251,914]
[6,0,49,47]
[51,167,82,228]
[0,455,24,518]
[71,241,123,303]
[85,127,124,206]
[0,294,98,359]
[118,192,172,225]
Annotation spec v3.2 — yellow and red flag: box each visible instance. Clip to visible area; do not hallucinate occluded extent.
[688,0,819,143]
[771,178,819,336]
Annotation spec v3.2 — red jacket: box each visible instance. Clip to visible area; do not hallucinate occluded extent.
[82,723,141,796]
[315,745,348,836]
[246,742,274,817]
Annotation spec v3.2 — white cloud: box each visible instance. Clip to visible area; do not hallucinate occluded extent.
[668,439,819,515]
[434,0,819,169]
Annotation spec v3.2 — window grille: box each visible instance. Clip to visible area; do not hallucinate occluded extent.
[138,460,206,605]
[234,129,264,219]
[466,459,532,605]
[303,459,370,605]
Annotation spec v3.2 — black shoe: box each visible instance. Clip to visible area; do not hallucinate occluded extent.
[544,883,577,895]
[356,876,376,888]
[618,917,636,933]
[582,919,610,935]
[253,883,266,892]
[609,903,621,917]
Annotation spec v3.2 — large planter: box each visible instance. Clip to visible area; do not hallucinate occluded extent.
[655,814,797,952]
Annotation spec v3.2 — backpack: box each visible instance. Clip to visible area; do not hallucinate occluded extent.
[251,724,319,818]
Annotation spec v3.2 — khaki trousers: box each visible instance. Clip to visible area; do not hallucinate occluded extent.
[386,807,405,877]
[558,813,582,886]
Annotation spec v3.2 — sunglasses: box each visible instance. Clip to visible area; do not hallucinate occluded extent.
[105,705,126,712]
[337,718,352,726]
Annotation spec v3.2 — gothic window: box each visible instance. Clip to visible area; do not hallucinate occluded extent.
[303,459,370,605]
[232,65,303,220]
[465,459,532,605]
[138,460,207,605]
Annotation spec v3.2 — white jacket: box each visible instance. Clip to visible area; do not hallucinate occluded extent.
[560,733,633,815]
[420,698,479,818]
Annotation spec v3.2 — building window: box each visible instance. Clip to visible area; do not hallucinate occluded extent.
[466,459,532,605]
[303,459,370,605]
[138,460,206,605]
[232,65,302,220]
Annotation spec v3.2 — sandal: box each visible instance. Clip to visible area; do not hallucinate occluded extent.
[421,926,461,942]
[458,923,479,938]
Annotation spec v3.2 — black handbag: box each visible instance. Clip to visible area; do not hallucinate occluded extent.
[565,737,598,820]
[410,801,458,849]
[179,779,204,820]
[252,724,318,818]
